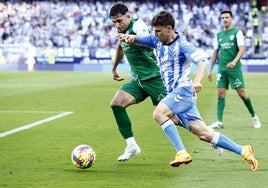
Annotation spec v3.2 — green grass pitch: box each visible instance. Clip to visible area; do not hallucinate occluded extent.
[0,72,267,188]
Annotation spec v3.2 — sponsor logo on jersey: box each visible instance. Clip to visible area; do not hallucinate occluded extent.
[229,35,235,40]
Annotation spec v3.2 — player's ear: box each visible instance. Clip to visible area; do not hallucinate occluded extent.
[167,25,173,31]
[126,12,131,19]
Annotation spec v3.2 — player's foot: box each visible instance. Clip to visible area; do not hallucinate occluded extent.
[117,144,141,162]
[210,143,224,155]
[170,150,192,167]
[208,121,224,129]
[252,115,261,128]
[242,145,259,171]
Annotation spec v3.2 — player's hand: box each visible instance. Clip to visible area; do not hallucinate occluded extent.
[115,34,125,40]
[226,61,236,69]
[113,71,124,81]
[124,35,136,43]
[208,73,213,82]
[193,82,202,93]
[115,34,136,43]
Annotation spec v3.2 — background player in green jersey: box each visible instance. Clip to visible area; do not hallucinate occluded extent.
[109,2,167,161]
[208,10,261,129]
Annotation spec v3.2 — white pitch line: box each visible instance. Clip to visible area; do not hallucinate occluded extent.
[0,111,61,114]
[0,111,73,138]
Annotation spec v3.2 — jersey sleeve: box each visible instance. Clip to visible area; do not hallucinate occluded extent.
[213,36,219,49]
[181,37,209,65]
[190,49,210,65]
[236,30,245,46]
[136,35,158,48]
[132,19,150,37]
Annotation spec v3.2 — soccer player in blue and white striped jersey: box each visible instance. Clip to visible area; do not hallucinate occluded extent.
[116,10,258,171]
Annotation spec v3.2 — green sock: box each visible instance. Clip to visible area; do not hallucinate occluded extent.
[111,106,133,139]
[217,98,225,122]
[243,97,255,117]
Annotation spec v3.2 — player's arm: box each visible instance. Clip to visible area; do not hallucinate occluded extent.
[112,42,124,81]
[116,34,136,43]
[226,30,245,69]
[208,37,219,82]
[188,46,208,93]
[226,45,245,69]
[193,60,207,93]
[116,34,156,49]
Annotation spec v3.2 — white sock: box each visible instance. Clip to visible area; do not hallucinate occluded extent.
[126,137,136,146]
[211,131,220,145]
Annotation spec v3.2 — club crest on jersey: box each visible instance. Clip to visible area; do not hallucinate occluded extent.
[229,35,235,41]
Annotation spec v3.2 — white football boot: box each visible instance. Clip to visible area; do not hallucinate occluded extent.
[117,144,141,161]
[208,121,224,129]
[209,143,224,155]
[252,115,261,128]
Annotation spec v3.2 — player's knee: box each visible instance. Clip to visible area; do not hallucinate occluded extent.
[110,96,126,106]
[110,99,117,106]
[152,109,158,121]
[153,108,165,122]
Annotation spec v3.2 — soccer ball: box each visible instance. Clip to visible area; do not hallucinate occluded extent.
[71,144,96,169]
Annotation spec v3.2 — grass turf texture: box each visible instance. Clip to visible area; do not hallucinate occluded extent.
[0,72,267,188]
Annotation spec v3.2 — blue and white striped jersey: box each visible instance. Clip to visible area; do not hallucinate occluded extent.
[136,33,208,93]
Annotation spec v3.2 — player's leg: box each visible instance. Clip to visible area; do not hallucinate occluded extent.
[209,130,259,171]
[142,77,181,125]
[216,88,226,124]
[208,72,227,129]
[189,118,258,171]
[110,81,145,161]
[144,77,188,148]
[153,102,192,167]
[230,70,261,128]
[236,88,256,117]
[154,86,195,167]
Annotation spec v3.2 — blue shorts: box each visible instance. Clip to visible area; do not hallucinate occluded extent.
[161,86,202,130]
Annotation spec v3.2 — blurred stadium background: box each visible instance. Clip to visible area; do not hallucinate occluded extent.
[0,0,267,72]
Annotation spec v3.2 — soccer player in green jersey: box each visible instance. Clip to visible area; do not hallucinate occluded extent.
[208,10,261,129]
[109,2,167,161]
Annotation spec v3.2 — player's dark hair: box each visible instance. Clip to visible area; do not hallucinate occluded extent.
[221,10,233,17]
[151,11,175,29]
[109,2,128,17]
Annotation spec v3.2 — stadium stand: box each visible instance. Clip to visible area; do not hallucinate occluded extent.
[0,0,267,70]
